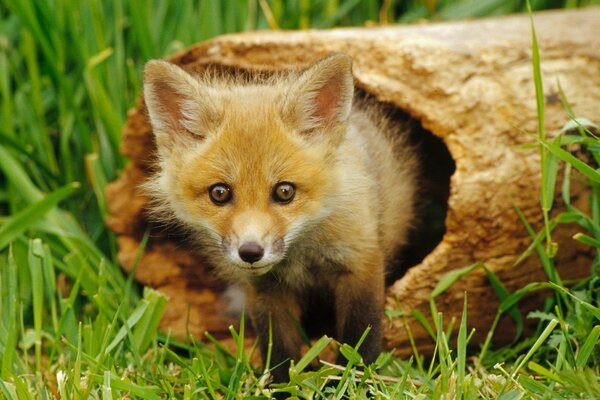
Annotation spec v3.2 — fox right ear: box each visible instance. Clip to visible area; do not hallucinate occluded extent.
[282,53,354,136]
[143,60,220,151]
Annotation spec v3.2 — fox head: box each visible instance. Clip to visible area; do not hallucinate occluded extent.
[143,54,354,277]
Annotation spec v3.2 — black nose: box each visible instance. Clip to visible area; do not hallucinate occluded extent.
[238,242,264,264]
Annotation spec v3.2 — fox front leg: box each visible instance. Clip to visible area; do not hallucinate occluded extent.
[246,287,303,383]
[334,255,385,366]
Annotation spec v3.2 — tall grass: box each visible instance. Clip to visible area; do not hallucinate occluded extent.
[0,0,599,398]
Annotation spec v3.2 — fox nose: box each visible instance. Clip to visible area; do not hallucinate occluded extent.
[238,242,264,264]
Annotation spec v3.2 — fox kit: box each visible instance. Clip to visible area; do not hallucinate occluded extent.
[143,53,417,381]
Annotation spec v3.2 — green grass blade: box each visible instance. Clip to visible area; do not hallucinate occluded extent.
[103,300,149,355]
[515,320,559,378]
[513,204,561,285]
[131,288,167,354]
[0,246,18,379]
[484,266,523,341]
[575,325,600,368]
[292,335,332,373]
[544,135,560,212]
[541,139,600,184]
[456,293,468,394]
[411,309,436,341]
[549,283,600,320]
[528,0,545,143]
[73,322,82,398]
[0,145,44,204]
[27,238,45,373]
[126,0,155,60]
[91,372,162,400]
[499,282,549,313]
[527,361,564,384]
[431,262,482,298]
[438,0,509,19]
[527,0,556,258]
[226,313,246,400]
[335,326,372,397]
[573,232,600,248]
[0,379,19,400]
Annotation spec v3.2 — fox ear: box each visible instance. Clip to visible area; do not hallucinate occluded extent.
[283,53,354,134]
[143,60,220,151]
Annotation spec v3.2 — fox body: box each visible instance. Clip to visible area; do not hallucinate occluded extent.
[143,54,417,381]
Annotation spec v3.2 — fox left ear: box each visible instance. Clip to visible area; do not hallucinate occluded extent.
[283,53,354,135]
[143,60,221,154]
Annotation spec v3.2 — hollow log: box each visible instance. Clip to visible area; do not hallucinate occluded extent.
[106,8,600,357]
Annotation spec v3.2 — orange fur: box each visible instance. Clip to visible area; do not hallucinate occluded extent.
[143,53,418,380]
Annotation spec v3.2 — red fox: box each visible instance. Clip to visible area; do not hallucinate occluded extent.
[142,53,417,382]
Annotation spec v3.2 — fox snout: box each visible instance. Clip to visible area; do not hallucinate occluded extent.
[222,210,286,274]
[224,236,284,274]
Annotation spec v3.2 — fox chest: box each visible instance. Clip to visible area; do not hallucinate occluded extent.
[274,241,353,290]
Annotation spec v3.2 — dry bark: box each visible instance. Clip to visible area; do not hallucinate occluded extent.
[106,8,600,357]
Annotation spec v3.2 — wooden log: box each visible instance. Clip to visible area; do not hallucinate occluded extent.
[106,8,600,357]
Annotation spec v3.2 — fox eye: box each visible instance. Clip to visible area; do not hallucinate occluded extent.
[272,182,295,204]
[209,183,232,205]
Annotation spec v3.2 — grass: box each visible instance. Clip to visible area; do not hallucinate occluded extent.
[1,0,600,398]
